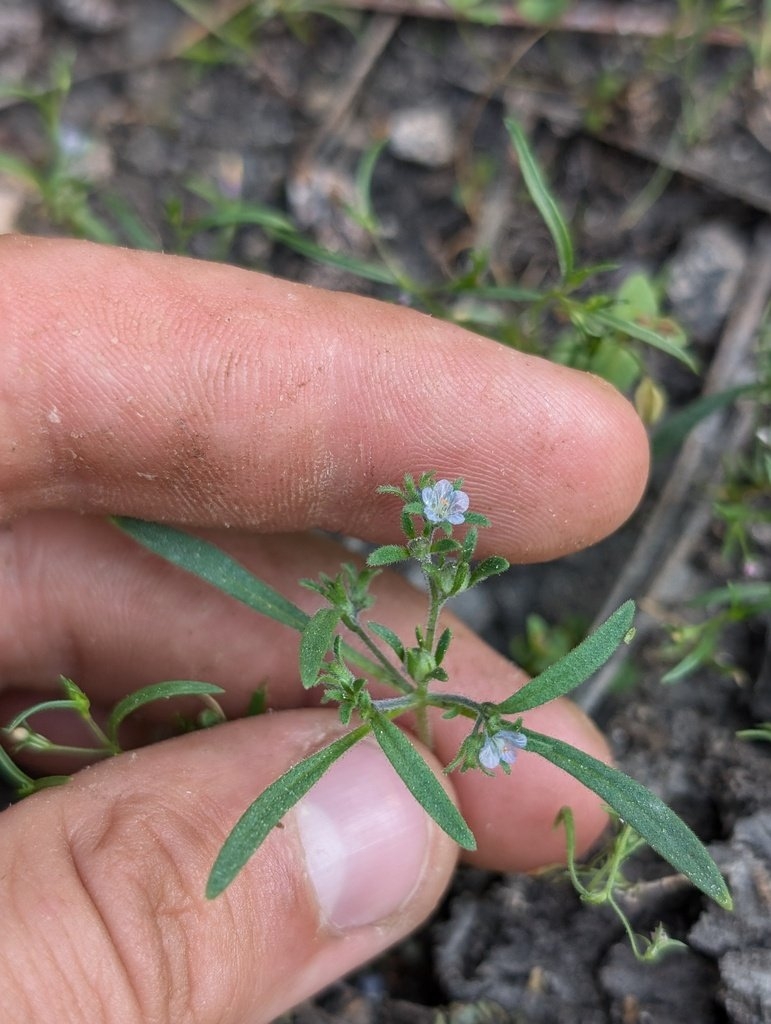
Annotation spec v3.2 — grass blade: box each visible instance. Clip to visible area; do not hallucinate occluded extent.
[506,118,574,281]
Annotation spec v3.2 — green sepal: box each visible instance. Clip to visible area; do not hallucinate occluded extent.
[461,527,479,561]
[450,561,471,595]
[497,601,635,714]
[107,680,226,745]
[435,627,452,666]
[366,544,411,567]
[299,608,341,688]
[523,729,732,910]
[206,725,370,898]
[369,713,476,850]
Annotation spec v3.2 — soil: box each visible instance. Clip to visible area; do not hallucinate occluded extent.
[1,2,770,1023]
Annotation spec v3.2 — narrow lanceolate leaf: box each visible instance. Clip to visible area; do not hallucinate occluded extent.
[523,729,733,910]
[505,118,574,281]
[369,621,405,660]
[497,601,636,714]
[299,608,341,688]
[107,680,225,744]
[206,725,370,899]
[369,714,476,851]
[114,519,309,630]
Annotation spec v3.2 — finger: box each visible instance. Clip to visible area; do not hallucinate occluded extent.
[0,235,648,561]
[0,710,459,1024]
[0,511,610,869]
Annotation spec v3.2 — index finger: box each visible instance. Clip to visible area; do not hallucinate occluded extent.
[0,236,648,560]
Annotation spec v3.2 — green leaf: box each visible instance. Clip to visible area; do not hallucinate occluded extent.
[107,680,225,744]
[366,544,411,567]
[299,608,341,688]
[206,726,370,898]
[114,518,309,630]
[506,118,574,281]
[115,519,394,684]
[584,310,697,373]
[369,714,476,850]
[470,555,509,585]
[497,601,635,714]
[369,621,405,660]
[523,729,732,909]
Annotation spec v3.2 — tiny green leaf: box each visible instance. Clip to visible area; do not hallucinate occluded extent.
[506,118,574,280]
[207,725,370,898]
[369,714,476,850]
[470,555,509,586]
[523,729,732,909]
[435,627,452,666]
[299,608,341,688]
[497,601,635,714]
[366,544,411,567]
[106,680,226,744]
[369,621,405,660]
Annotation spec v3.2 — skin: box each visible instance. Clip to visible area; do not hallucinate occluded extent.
[0,236,650,1024]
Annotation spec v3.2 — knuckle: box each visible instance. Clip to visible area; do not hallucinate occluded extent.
[65,792,208,1024]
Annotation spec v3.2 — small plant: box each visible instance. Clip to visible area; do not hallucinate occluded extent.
[0,473,733,953]
[557,808,688,962]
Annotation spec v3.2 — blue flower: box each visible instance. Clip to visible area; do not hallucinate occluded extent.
[479,729,527,771]
[422,479,469,525]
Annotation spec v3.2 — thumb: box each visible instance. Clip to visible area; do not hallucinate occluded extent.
[0,711,458,1024]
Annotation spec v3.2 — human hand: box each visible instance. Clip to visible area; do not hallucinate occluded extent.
[0,236,649,1023]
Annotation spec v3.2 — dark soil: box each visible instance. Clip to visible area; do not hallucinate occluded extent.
[1,2,770,1022]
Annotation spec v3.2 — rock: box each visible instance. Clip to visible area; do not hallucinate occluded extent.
[58,125,114,183]
[665,222,747,345]
[51,0,125,33]
[388,106,455,168]
[748,87,771,155]
[721,949,771,1024]
[287,163,368,251]
[600,940,717,1024]
[0,3,43,85]
[689,812,771,1022]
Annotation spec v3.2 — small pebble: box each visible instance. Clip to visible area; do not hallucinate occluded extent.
[388,106,455,168]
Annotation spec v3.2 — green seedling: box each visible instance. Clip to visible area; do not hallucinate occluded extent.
[557,808,688,962]
[0,55,154,247]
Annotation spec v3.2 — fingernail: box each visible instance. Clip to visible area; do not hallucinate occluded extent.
[295,740,430,930]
